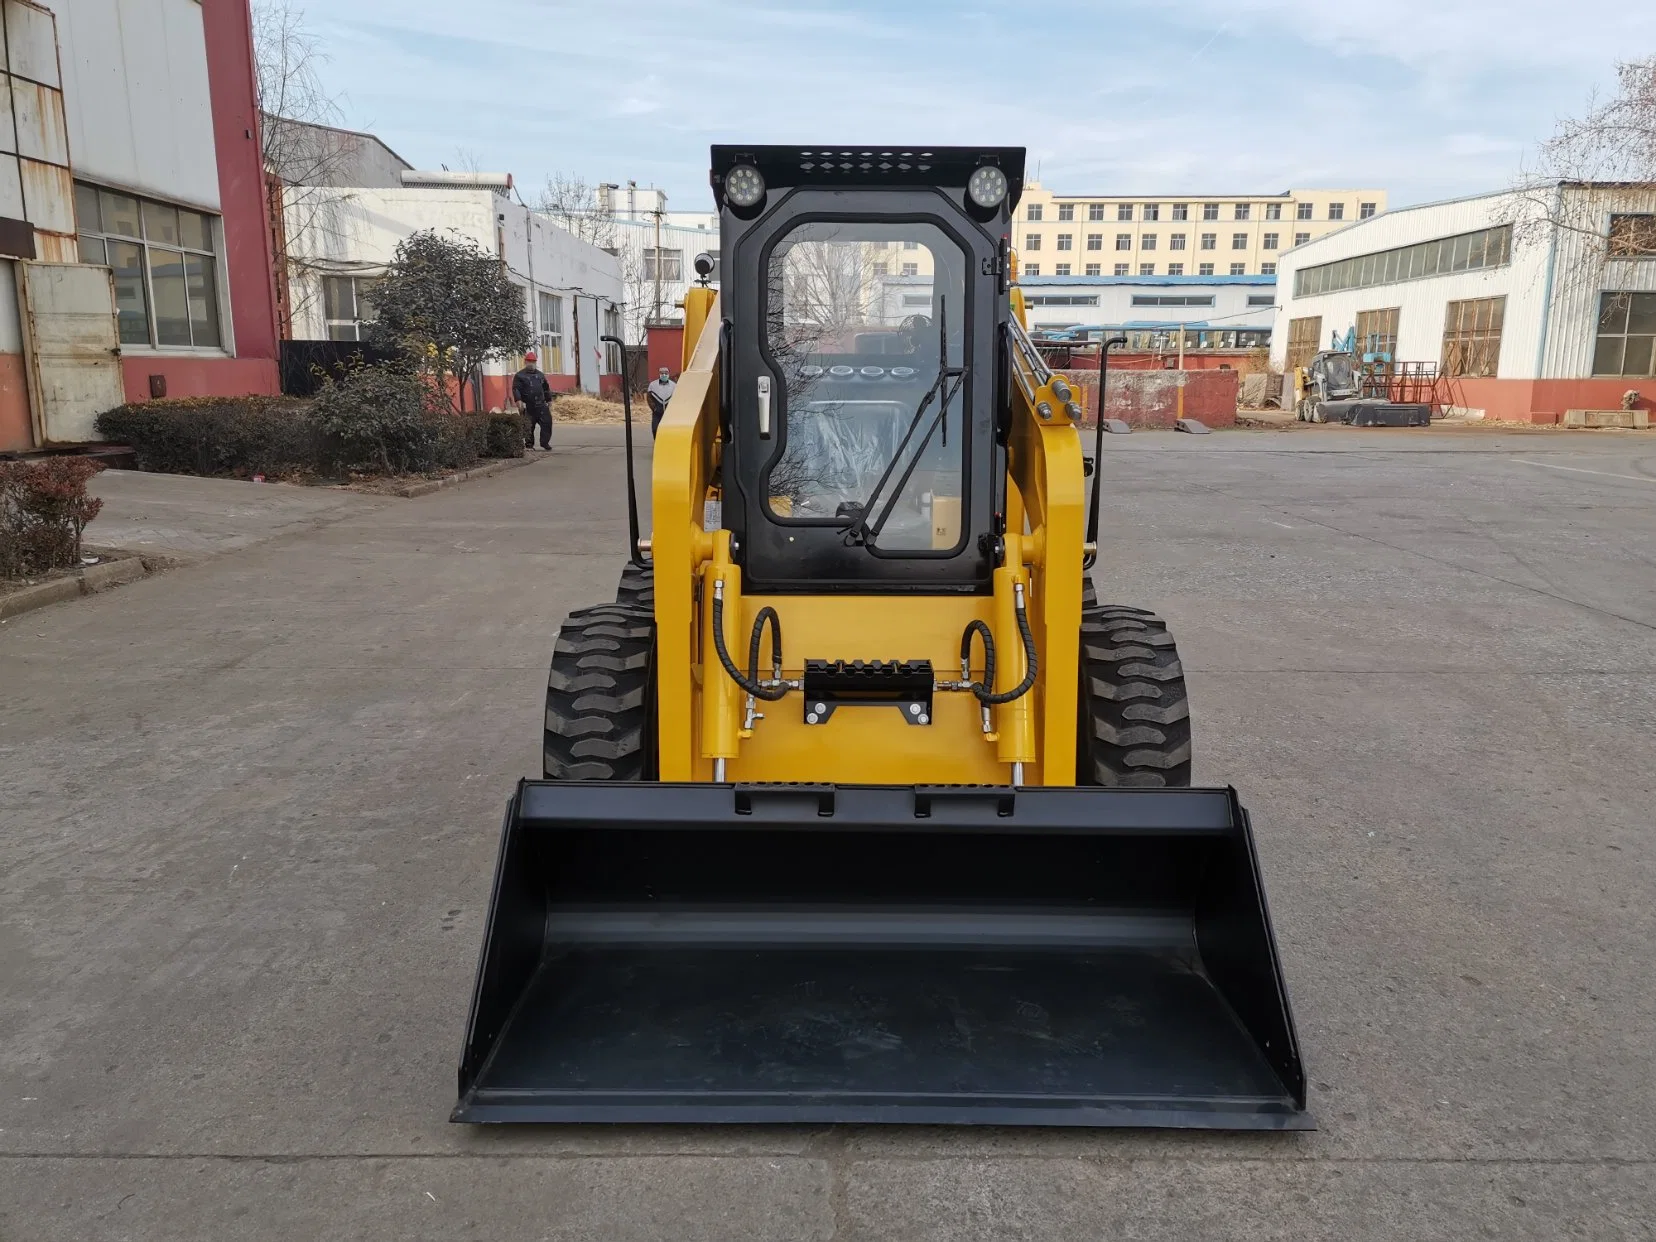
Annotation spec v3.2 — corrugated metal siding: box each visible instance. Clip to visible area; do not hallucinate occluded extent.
[1540,185,1656,378]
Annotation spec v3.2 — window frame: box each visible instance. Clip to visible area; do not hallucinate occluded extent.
[1057,203,1075,221]
[1440,296,1505,378]
[1592,291,1656,376]
[75,179,225,351]
[322,275,383,343]
[1200,233,1217,250]
[1608,214,1656,259]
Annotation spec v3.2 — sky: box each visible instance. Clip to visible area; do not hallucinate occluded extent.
[303,0,1656,211]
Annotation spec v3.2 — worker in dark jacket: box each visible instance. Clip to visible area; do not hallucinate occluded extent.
[513,352,555,450]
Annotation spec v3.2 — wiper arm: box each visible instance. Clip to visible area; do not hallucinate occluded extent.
[845,298,966,548]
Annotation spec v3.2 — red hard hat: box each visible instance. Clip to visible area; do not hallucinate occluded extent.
[524,350,537,362]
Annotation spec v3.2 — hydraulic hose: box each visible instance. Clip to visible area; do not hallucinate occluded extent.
[711,587,789,701]
[961,589,1038,706]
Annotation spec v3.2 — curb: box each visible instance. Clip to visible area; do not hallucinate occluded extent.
[0,554,155,622]
[387,453,542,499]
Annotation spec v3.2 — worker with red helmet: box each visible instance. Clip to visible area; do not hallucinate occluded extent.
[513,351,555,450]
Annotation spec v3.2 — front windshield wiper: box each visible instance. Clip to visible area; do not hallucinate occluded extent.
[844,296,966,549]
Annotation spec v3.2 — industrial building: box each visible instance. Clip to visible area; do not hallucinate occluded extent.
[280,167,625,403]
[1012,184,1386,281]
[1017,274,1275,353]
[1270,183,1656,422]
[1,0,281,453]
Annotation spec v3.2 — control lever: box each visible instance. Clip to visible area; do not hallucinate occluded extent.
[757,375,772,439]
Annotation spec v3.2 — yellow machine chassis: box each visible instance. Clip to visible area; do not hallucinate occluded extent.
[650,286,1085,787]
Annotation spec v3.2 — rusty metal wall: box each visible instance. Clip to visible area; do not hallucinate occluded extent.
[0,0,76,261]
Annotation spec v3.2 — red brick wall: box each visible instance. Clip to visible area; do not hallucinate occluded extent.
[1057,368,1239,429]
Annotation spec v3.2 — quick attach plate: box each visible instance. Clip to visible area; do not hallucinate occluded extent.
[802,659,934,726]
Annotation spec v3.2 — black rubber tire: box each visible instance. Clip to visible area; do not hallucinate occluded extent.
[1081,573,1098,611]
[543,603,656,780]
[615,561,654,612]
[1077,604,1193,787]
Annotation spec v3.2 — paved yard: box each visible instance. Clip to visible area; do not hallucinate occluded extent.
[2,425,1654,1240]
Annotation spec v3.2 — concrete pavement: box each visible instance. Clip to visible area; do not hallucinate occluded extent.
[2,425,1654,1239]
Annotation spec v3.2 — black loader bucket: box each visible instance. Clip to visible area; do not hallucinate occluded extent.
[453,782,1310,1129]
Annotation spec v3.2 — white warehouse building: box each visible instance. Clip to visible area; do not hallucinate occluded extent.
[284,172,625,403]
[1271,183,1656,422]
[1017,275,1277,350]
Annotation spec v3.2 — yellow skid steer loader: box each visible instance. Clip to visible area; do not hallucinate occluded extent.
[453,147,1309,1129]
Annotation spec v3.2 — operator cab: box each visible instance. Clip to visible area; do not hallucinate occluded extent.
[713,147,1024,594]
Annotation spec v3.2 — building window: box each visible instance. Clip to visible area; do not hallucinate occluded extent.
[1231,233,1248,250]
[873,262,888,276]
[1132,294,1215,307]
[1169,203,1188,222]
[545,292,570,368]
[1113,263,1129,276]
[1085,263,1101,276]
[1170,233,1187,250]
[1608,214,1656,258]
[1058,203,1075,221]
[1261,262,1277,275]
[899,240,919,250]
[1115,233,1131,250]
[1086,233,1103,250]
[1027,203,1043,221]
[1328,203,1346,221]
[1022,263,1040,277]
[321,275,382,342]
[1266,203,1282,220]
[1139,263,1155,276]
[1141,234,1157,251]
[1294,225,1512,297]
[1200,233,1216,250]
[1296,202,1314,220]
[1286,315,1322,372]
[1024,294,1101,307]
[1202,203,1219,221]
[1294,232,1311,246]
[1054,263,1071,276]
[901,294,932,308]
[1593,292,1656,376]
[1026,233,1042,251]
[1088,203,1105,221]
[1248,293,1276,307]
[1056,233,1073,251]
[1117,203,1134,221]
[1356,307,1401,359]
[1229,263,1246,275]
[1234,203,1250,221]
[1198,262,1214,276]
[74,181,222,349]
[901,262,918,276]
[1360,202,1378,220]
[642,248,683,281]
[1167,263,1184,276]
[1144,204,1160,222]
[1441,297,1505,377]
[1263,232,1279,250]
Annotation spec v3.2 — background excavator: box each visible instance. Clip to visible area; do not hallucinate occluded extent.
[453,146,1309,1129]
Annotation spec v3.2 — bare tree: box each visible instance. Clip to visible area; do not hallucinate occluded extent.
[254,0,355,335]
[1507,57,1656,249]
[536,174,617,248]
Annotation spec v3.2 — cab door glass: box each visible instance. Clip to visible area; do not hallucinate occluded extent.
[763,221,967,551]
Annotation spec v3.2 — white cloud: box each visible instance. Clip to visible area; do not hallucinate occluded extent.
[302,0,1653,208]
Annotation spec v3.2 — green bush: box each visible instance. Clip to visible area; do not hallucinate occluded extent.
[95,374,514,480]
[310,366,447,474]
[97,396,316,477]
[485,411,527,458]
[0,457,105,578]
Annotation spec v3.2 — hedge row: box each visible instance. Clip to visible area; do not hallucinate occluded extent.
[95,371,529,480]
